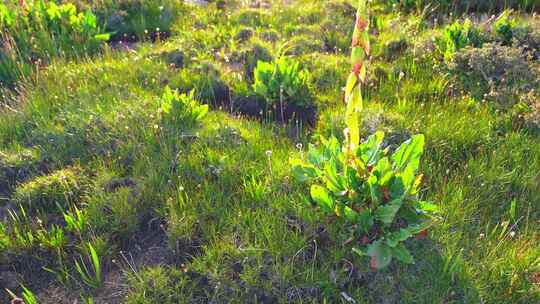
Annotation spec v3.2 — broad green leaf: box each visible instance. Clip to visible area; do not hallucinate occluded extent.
[195,104,209,120]
[324,161,345,193]
[374,198,403,224]
[389,175,406,198]
[345,165,362,189]
[391,243,414,264]
[385,227,414,247]
[290,159,318,182]
[372,157,393,186]
[84,10,97,29]
[343,205,359,222]
[310,185,334,212]
[367,240,392,269]
[357,209,374,233]
[94,33,111,41]
[392,134,425,173]
[358,131,385,165]
[417,201,439,213]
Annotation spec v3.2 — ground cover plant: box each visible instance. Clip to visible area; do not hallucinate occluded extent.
[1,0,540,303]
[252,55,315,122]
[0,0,109,87]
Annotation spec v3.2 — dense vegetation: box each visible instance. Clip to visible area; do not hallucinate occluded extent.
[1,0,539,303]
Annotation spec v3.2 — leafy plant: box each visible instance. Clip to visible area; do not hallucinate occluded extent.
[36,224,67,252]
[493,10,517,45]
[0,1,109,87]
[64,206,88,236]
[158,86,208,130]
[290,0,437,269]
[6,206,36,251]
[253,56,312,106]
[74,242,103,289]
[436,19,483,60]
[292,133,437,268]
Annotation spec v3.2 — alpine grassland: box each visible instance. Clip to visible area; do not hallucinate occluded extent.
[1,0,539,303]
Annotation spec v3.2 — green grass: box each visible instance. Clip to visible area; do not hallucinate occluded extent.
[1,0,539,303]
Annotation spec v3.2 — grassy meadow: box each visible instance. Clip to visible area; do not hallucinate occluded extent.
[1,0,540,303]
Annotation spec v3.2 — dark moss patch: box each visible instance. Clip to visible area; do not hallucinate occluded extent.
[162,50,185,68]
[235,27,254,42]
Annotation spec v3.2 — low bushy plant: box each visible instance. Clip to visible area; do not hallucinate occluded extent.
[292,133,437,268]
[493,10,518,45]
[252,56,314,120]
[436,19,484,60]
[158,86,208,130]
[0,1,109,87]
[291,0,437,269]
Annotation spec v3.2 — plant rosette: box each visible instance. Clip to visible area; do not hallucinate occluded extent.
[291,131,439,269]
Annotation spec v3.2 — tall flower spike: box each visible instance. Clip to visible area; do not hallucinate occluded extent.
[345,0,370,151]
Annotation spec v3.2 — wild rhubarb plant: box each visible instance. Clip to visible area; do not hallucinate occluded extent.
[436,18,483,60]
[252,55,314,121]
[158,86,208,130]
[291,0,438,269]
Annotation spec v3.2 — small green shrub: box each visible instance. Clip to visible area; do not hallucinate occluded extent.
[0,1,108,87]
[159,86,208,130]
[12,167,88,213]
[436,19,484,60]
[493,11,518,45]
[252,56,313,110]
[291,0,437,270]
[291,132,437,269]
